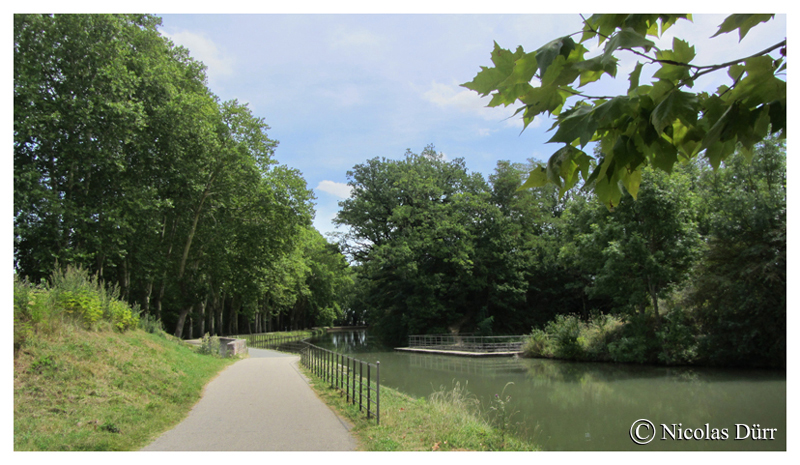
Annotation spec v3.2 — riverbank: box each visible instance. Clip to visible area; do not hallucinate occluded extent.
[299,363,539,451]
[521,312,785,369]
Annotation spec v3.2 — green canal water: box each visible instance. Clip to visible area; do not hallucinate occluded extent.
[310,330,786,451]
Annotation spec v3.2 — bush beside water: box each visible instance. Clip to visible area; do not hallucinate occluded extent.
[522,310,703,366]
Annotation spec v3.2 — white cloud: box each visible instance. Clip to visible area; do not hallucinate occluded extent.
[423,81,489,115]
[423,80,543,131]
[162,30,235,81]
[329,27,385,51]
[318,85,363,107]
[315,180,353,199]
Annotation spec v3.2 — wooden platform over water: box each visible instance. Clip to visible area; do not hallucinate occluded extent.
[394,347,522,357]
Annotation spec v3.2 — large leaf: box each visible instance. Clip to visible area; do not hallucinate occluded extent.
[574,54,618,87]
[547,104,597,147]
[728,56,786,109]
[518,85,566,124]
[498,52,539,87]
[650,89,699,135]
[653,38,696,83]
[602,27,655,62]
[461,66,509,96]
[628,62,644,94]
[519,166,548,190]
[712,14,774,41]
[536,36,575,78]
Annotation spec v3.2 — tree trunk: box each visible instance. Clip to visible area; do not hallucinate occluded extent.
[648,278,660,319]
[199,295,207,336]
[121,259,130,301]
[174,304,193,339]
[142,278,153,314]
[218,294,225,336]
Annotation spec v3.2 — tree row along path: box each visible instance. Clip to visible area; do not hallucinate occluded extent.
[141,348,357,451]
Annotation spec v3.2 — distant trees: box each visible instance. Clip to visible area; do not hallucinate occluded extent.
[335,146,492,344]
[335,139,785,367]
[14,14,350,337]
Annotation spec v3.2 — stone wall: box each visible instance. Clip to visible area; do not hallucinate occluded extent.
[218,338,248,357]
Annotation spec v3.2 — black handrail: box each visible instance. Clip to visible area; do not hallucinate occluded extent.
[249,334,380,425]
[300,342,380,425]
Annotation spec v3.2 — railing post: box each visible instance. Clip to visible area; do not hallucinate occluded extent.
[328,349,333,386]
[376,361,380,425]
[367,363,371,420]
[359,360,363,412]
[345,357,350,403]
[350,357,355,404]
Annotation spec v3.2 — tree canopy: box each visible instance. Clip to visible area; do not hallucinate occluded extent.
[462,14,786,208]
[14,14,351,337]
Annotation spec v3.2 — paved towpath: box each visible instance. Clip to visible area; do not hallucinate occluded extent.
[141,348,357,451]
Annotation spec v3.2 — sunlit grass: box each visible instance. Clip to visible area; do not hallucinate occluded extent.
[14,327,235,451]
[300,365,539,451]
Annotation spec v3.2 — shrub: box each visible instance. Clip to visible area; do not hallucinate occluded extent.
[197,333,221,356]
[607,313,659,364]
[656,307,698,365]
[546,314,583,360]
[105,299,140,332]
[14,278,41,354]
[522,329,551,358]
[13,265,141,353]
[579,313,623,361]
[138,313,167,336]
[56,288,104,328]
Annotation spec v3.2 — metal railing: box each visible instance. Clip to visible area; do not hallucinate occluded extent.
[243,333,380,425]
[244,332,312,349]
[300,342,380,425]
[408,334,525,353]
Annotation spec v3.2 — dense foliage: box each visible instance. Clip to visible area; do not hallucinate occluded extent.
[335,138,785,368]
[14,14,352,337]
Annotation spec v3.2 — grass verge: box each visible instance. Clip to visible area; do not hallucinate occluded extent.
[298,364,539,451]
[14,326,236,451]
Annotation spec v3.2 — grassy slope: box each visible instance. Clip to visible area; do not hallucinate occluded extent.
[13,326,235,451]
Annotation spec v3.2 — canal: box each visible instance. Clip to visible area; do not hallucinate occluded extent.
[310,330,786,451]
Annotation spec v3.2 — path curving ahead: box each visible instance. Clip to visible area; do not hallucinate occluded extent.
[141,348,357,451]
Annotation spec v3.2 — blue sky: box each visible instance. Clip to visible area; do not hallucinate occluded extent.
[154,11,787,237]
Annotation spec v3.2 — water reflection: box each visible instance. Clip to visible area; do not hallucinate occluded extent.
[311,330,786,451]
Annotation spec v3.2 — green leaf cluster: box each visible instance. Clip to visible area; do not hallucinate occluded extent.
[462,14,785,208]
